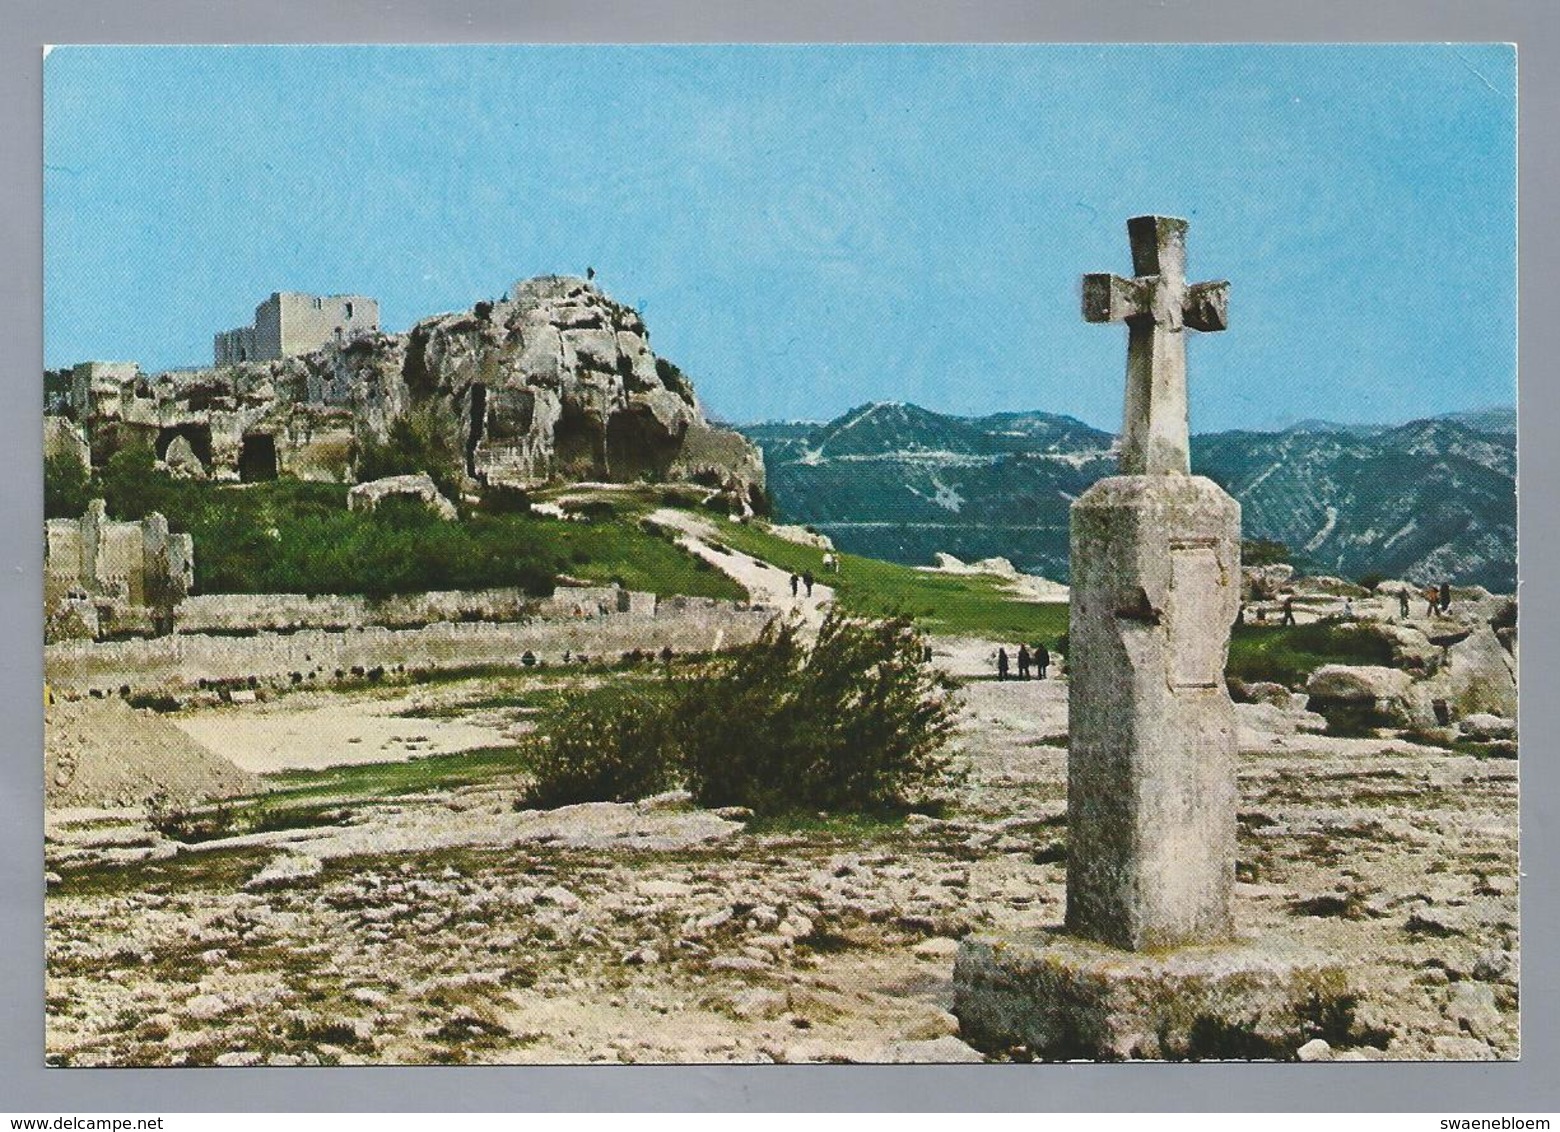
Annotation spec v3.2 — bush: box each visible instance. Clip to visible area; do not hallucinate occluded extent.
[44,453,93,519]
[100,442,179,520]
[681,612,958,814]
[523,686,679,808]
[520,612,960,816]
[352,406,464,499]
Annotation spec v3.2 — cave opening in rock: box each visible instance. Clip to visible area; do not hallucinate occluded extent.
[605,407,681,483]
[238,434,279,482]
[553,403,606,481]
[465,384,487,476]
[155,424,213,467]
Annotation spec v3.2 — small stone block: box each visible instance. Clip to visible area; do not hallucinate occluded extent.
[953,930,1349,1061]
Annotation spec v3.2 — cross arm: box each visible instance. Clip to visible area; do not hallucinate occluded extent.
[1183,280,1229,333]
[1082,273,1151,324]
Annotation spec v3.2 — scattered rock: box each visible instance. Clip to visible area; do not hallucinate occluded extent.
[184,994,233,1021]
[1446,982,1502,1039]
[1296,1038,1333,1062]
[876,1036,985,1064]
[1430,1035,1495,1061]
[728,988,788,1020]
[245,853,324,891]
[900,1010,961,1041]
[1459,713,1515,741]
[213,1050,263,1067]
[537,886,580,909]
[911,936,962,960]
[347,474,458,521]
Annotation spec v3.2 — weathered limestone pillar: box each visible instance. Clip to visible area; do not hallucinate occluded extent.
[954,217,1350,1060]
[1067,476,1239,949]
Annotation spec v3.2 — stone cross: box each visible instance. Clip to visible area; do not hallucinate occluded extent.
[1066,214,1241,952]
[1083,215,1228,476]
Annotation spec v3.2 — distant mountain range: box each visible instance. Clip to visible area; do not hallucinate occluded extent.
[732,403,1516,592]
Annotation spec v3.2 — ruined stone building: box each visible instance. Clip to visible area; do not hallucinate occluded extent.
[214,292,379,366]
[45,500,194,639]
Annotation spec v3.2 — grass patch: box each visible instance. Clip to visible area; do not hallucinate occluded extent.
[711,517,1068,641]
[50,845,275,901]
[146,745,540,845]
[1228,620,1397,688]
[262,745,534,805]
[89,458,743,601]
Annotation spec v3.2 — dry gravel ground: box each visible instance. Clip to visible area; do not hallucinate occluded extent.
[44,671,1517,1065]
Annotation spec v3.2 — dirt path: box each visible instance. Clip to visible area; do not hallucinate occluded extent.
[648,509,834,625]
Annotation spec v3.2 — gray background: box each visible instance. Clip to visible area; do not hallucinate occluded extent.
[3,0,1553,1113]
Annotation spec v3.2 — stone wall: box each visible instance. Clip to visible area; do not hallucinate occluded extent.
[175,587,547,634]
[46,598,773,698]
[45,501,194,612]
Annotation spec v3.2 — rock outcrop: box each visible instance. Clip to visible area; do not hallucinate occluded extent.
[347,474,458,521]
[51,276,765,505]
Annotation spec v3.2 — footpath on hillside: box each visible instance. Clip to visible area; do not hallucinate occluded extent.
[648,508,834,625]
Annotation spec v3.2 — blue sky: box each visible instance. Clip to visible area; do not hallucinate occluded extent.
[44,44,1515,432]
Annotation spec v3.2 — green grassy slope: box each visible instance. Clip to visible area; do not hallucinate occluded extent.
[711,517,1068,642]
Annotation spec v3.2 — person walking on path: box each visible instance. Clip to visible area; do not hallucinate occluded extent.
[1281,596,1296,626]
[1017,644,1031,679]
[1424,586,1439,616]
[790,573,799,598]
[803,570,815,597]
[1439,581,1452,612]
[997,647,1009,681]
[1399,589,1410,619]
[1034,642,1050,679]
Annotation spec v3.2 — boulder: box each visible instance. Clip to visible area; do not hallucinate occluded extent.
[1306,665,1412,703]
[45,597,100,643]
[1305,664,1430,729]
[1373,578,1418,597]
[1458,713,1516,741]
[1424,623,1518,720]
[1291,575,1366,597]
[1243,681,1294,708]
[1242,563,1294,599]
[162,434,207,478]
[347,473,458,521]
[1372,623,1440,672]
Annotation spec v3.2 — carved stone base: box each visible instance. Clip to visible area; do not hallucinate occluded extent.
[953,930,1350,1061]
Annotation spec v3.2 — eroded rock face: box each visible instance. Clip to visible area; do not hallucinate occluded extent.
[58,276,764,503]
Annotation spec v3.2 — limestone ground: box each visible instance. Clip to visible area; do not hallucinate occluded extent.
[44,668,1517,1065]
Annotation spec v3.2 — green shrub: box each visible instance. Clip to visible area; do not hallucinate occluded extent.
[518,612,959,816]
[100,442,180,520]
[523,686,679,808]
[352,406,464,498]
[1228,621,1397,687]
[44,453,93,519]
[707,613,954,811]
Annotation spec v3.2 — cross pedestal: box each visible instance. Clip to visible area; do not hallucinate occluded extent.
[953,216,1349,1060]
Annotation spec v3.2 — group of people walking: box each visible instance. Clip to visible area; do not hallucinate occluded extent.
[996,642,1051,680]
